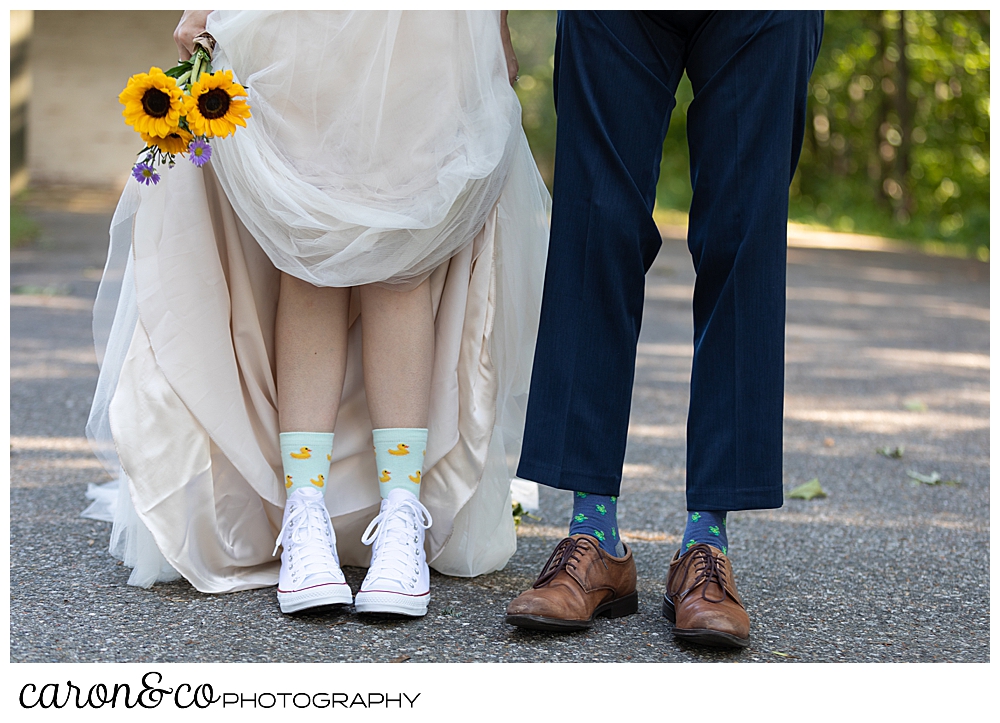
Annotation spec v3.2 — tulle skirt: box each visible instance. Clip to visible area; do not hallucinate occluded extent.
[84,10,550,592]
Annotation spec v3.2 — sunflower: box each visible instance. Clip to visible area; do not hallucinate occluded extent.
[119,68,184,138]
[141,127,193,155]
[183,70,251,138]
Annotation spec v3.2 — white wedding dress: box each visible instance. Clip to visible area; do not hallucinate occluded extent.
[84,10,550,593]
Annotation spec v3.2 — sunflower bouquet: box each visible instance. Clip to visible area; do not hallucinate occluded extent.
[119,39,250,185]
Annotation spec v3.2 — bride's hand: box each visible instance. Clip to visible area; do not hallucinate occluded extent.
[500,11,519,86]
[174,10,213,60]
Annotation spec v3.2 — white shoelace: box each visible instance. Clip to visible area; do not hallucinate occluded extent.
[361,496,433,584]
[273,495,340,580]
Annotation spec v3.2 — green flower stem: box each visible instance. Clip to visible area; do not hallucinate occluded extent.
[190,47,213,86]
[190,55,201,86]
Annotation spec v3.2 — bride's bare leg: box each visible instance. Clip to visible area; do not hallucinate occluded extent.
[355,279,434,617]
[273,272,354,615]
[359,280,434,428]
[276,272,351,432]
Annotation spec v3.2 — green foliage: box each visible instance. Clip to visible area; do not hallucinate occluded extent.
[508,10,989,251]
[508,10,558,185]
[793,10,990,250]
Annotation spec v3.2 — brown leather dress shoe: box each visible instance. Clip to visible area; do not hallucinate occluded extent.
[505,535,638,631]
[662,543,750,648]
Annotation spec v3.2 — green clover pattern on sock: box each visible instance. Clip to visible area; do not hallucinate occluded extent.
[680,510,728,556]
[570,491,620,556]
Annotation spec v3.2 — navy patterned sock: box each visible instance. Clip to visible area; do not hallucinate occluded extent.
[680,510,729,556]
[568,492,625,557]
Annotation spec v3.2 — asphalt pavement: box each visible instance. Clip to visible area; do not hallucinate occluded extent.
[10,203,989,664]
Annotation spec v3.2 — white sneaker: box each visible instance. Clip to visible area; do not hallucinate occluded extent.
[273,487,353,614]
[355,488,433,616]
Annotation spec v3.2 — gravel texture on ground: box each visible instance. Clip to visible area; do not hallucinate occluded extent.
[10,209,989,664]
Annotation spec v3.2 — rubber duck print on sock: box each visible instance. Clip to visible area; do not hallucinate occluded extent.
[388,444,410,456]
[310,474,325,488]
[409,471,421,484]
[379,470,392,483]
[290,447,312,459]
[285,475,293,488]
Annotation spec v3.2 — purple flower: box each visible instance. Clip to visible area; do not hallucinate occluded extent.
[132,163,160,186]
[188,138,212,167]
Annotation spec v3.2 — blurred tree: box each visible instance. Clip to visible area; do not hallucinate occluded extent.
[794,10,990,250]
[508,10,989,251]
[507,10,558,184]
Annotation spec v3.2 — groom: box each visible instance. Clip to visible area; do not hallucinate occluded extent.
[506,11,823,647]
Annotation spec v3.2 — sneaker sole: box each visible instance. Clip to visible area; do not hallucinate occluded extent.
[505,590,639,632]
[278,583,353,614]
[661,594,750,648]
[354,590,429,617]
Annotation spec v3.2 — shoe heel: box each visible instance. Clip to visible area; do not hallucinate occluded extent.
[661,594,676,623]
[600,591,638,619]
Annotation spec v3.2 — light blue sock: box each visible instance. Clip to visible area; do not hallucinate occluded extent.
[680,510,729,556]
[372,428,427,499]
[280,432,334,494]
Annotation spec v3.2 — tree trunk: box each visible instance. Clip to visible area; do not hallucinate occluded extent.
[873,11,890,206]
[896,11,913,212]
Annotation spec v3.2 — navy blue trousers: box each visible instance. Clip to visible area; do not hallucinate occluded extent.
[516,11,824,511]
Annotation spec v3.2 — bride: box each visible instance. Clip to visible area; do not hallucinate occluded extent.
[85,10,549,616]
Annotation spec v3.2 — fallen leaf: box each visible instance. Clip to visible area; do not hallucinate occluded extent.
[389,655,410,663]
[771,650,798,658]
[903,399,927,412]
[907,470,960,486]
[876,446,905,459]
[787,478,827,500]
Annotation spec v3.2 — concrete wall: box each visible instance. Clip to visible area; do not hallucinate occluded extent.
[27,11,180,188]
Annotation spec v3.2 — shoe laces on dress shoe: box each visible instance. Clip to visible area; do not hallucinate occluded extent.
[361,493,432,588]
[533,536,608,588]
[670,543,729,603]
